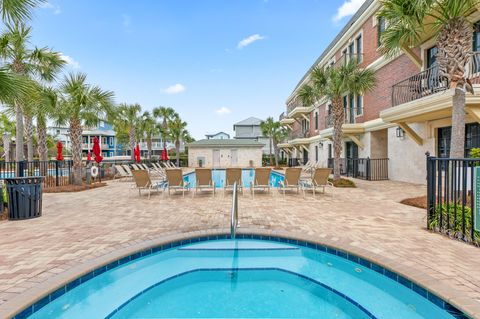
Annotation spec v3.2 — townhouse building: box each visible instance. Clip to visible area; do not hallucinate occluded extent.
[279,0,480,184]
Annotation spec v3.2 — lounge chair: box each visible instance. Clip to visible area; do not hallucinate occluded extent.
[302,168,333,197]
[114,165,132,181]
[224,168,243,195]
[195,168,216,197]
[250,168,271,197]
[304,161,318,173]
[278,167,302,197]
[131,163,142,170]
[165,168,189,197]
[122,164,134,177]
[140,163,150,170]
[131,170,163,199]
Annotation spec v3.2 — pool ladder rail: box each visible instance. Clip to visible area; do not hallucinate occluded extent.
[230,182,238,239]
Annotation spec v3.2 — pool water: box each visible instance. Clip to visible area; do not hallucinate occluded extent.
[183,169,284,188]
[26,239,459,319]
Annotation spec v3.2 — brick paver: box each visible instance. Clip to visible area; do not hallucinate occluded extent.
[1,178,480,317]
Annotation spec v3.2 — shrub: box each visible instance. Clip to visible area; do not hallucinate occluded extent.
[328,178,356,188]
[429,203,480,244]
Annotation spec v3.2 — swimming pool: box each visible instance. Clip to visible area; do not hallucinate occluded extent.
[183,169,284,188]
[18,236,467,319]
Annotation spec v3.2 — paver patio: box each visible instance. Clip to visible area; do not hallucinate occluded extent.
[1,178,480,318]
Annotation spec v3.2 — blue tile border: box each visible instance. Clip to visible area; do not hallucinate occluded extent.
[104,268,378,319]
[12,233,471,319]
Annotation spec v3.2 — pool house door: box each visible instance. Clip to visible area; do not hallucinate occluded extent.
[213,149,220,167]
[231,149,238,166]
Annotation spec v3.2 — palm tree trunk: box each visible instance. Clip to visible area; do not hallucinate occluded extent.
[273,143,279,167]
[269,137,273,166]
[24,114,34,162]
[37,118,48,161]
[3,132,10,162]
[332,98,344,180]
[15,102,24,162]
[175,141,180,166]
[70,118,83,185]
[129,127,136,161]
[147,135,152,160]
[450,88,466,158]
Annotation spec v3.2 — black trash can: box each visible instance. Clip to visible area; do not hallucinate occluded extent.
[5,177,44,220]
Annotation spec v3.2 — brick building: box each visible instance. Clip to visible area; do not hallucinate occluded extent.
[279,0,480,184]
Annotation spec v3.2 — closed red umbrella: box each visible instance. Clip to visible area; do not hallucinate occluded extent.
[56,141,64,161]
[92,137,103,164]
[87,151,92,161]
[161,147,169,161]
[134,144,141,163]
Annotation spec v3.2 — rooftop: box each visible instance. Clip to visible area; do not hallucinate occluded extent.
[187,138,265,147]
[233,117,263,126]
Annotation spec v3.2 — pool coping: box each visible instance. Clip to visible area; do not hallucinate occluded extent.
[1,228,478,319]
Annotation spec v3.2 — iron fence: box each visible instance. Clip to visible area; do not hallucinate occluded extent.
[327,157,389,181]
[426,154,479,244]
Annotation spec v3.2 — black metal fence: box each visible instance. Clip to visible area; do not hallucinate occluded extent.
[426,154,479,244]
[0,159,179,189]
[327,157,389,181]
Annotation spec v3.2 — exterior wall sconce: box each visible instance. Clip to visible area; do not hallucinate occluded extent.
[396,126,405,139]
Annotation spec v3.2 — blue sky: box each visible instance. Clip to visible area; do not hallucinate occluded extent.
[31,0,366,139]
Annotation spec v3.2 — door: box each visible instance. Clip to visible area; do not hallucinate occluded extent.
[231,149,238,166]
[303,148,309,165]
[345,142,358,176]
[213,149,220,167]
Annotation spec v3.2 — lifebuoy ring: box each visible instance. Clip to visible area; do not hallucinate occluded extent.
[91,166,99,178]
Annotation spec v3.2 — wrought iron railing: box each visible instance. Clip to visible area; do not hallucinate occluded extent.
[289,130,310,140]
[392,52,480,106]
[325,108,362,128]
[426,153,479,244]
[327,157,389,181]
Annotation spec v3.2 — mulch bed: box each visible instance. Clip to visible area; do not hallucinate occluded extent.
[329,178,356,188]
[400,196,427,209]
[44,182,107,193]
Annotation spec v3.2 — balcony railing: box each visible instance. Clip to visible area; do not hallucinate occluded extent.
[392,52,480,106]
[279,112,286,121]
[289,130,310,140]
[325,107,363,128]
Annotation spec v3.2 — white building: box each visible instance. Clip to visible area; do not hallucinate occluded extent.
[205,132,230,140]
[233,117,270,155]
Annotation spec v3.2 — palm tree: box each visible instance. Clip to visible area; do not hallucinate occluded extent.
[0,22,65,161]
[168,117,191,166]
[378,0,477,157]
[260,117,277,166]
[57,73,115,184]
[35,86,58,161]
[0,112,15,161]
[116,103,142,161]
[139,111,159,160]
[0,0,44,23]
[300,60,375,180]
[272,124,288,167]
[153,106,178,150]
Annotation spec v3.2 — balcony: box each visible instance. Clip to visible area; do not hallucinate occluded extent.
[325,107,363,128]
[391,52,480,107]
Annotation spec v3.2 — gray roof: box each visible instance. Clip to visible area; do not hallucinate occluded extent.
[289,0,375,97]
[205,131,230,137]
[187,139,265,148]
[233,117,263,126]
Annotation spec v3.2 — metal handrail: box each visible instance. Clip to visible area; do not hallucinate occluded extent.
[230,182,238,239]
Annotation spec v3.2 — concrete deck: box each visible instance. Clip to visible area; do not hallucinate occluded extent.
[0,178,480,318]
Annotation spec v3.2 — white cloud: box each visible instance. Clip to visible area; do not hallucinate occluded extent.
[237,34,265,49]
[333,0,366,22]
[215,107,231,115]
[162,83,186,94]
[40,1,61,14]
[60,53,80,69]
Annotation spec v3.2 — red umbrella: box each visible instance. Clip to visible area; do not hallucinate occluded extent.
[134,144,141,163]
[161,147,169,161]
[92,137,103,164]
[56,141,64,161]
[87,151,92,161]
